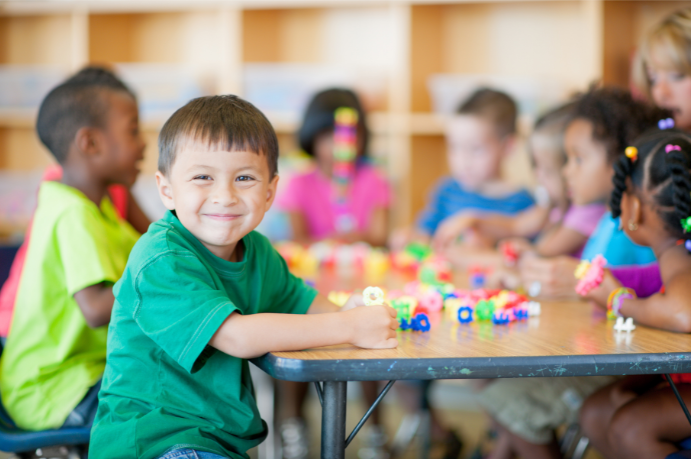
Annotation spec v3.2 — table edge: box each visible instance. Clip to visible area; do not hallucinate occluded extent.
[250,352,691,382]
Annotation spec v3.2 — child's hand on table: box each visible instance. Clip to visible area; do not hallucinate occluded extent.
[344,304,399,349]
[432,213,477,251]
[498,237,534,259]
[519,254,580,299]
[584,269,622,308]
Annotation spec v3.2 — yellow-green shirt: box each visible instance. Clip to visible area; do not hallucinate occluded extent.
[0,181,139,430]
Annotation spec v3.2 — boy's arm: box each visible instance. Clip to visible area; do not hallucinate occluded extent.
[73,282,114,328]
[433,206,549,251]
[208,304,399,359]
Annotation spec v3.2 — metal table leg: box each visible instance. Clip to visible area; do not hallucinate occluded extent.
[321,381,347,459]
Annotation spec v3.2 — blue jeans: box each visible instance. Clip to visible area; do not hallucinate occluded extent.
[158,449,230,459]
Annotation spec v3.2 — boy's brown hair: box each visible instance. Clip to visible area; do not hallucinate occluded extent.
[456,88,518,138]
[456,88,518,139]
[158,95,279,177]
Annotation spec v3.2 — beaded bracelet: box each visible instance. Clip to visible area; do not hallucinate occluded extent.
[606,287,636,319]
[575,254,607,296]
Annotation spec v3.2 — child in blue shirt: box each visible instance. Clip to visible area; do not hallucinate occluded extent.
[90,95,399,459]
[395,88,533,249]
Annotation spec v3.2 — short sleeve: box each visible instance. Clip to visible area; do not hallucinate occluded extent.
[132,253,237,373]
[56,208,121,296]
[562,204,607,237]
[257,236,318,315]
[416,182,445,235]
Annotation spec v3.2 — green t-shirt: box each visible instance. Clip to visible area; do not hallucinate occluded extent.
[0,181,139,430]
[91,211,317,459]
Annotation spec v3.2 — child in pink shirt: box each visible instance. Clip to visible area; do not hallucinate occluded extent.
[275,88,394,459]
[276,88,391,246]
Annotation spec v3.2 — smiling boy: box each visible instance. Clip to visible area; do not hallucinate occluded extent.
[90,95,398,459]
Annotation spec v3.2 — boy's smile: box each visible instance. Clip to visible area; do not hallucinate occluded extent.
[156,143,278,261]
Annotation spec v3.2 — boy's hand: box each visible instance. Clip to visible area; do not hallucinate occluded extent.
[341,293,366,312]
[346,305,399,349]
[432,213,477,251]
[585,269,622,308]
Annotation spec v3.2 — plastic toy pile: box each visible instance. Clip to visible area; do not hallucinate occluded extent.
[446,288,541,325]
[274,241,390,275]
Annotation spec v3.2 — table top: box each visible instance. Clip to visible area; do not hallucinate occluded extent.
[251,269,691,382]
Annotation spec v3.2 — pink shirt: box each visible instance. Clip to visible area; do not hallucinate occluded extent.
[562,203,607,236]
[277,164,391,240]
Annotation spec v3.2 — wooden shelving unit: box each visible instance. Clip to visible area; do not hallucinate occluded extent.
[1,0,691,229]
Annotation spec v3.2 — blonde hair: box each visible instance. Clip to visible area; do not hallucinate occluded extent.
[634,8,691,100]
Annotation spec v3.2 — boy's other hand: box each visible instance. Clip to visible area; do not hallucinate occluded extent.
[432,213,477,252]
[341,293,366,312]
[346,304,398,349]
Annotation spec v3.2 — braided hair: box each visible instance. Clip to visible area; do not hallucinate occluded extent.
[611,129,691,239]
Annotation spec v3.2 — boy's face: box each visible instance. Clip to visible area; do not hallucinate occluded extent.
[445,115,509,191]
[156,142,279,261]
[562,119,613,206]
[530,133,566,206]
[100,91,146,187]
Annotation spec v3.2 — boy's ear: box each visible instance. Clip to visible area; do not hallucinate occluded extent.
[264,175,280,211]
[155,171,175,211]
[74,126,101,157]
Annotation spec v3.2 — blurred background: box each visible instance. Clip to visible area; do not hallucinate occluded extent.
[1,2,689,458]
[2,0,689,247]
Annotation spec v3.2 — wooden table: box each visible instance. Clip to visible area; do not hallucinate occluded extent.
[251,269,691,459]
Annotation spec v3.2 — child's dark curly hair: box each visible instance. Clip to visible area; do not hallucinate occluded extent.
[572,87,670,163]
[611,128,691,239]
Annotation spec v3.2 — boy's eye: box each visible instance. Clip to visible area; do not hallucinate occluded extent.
[194,175,212,181]
[236,175,254,182]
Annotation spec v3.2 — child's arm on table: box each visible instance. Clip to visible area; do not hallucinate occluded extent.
[533,225,588,258]
[73,282,115,328]
[209,299,399,359]
[341,207,388,247]
[519,254,580,299]
[432,206,550,251]
[618,268,691,333]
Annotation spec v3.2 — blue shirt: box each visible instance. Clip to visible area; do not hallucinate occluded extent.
[580,212,656,266]
[417,177,534,234]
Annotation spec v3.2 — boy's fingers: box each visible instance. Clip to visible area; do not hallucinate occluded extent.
[385,338,398,348]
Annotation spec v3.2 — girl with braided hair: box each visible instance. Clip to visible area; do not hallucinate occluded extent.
[580,129,691,459]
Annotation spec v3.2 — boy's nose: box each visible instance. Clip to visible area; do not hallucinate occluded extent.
[212,185,238,206]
